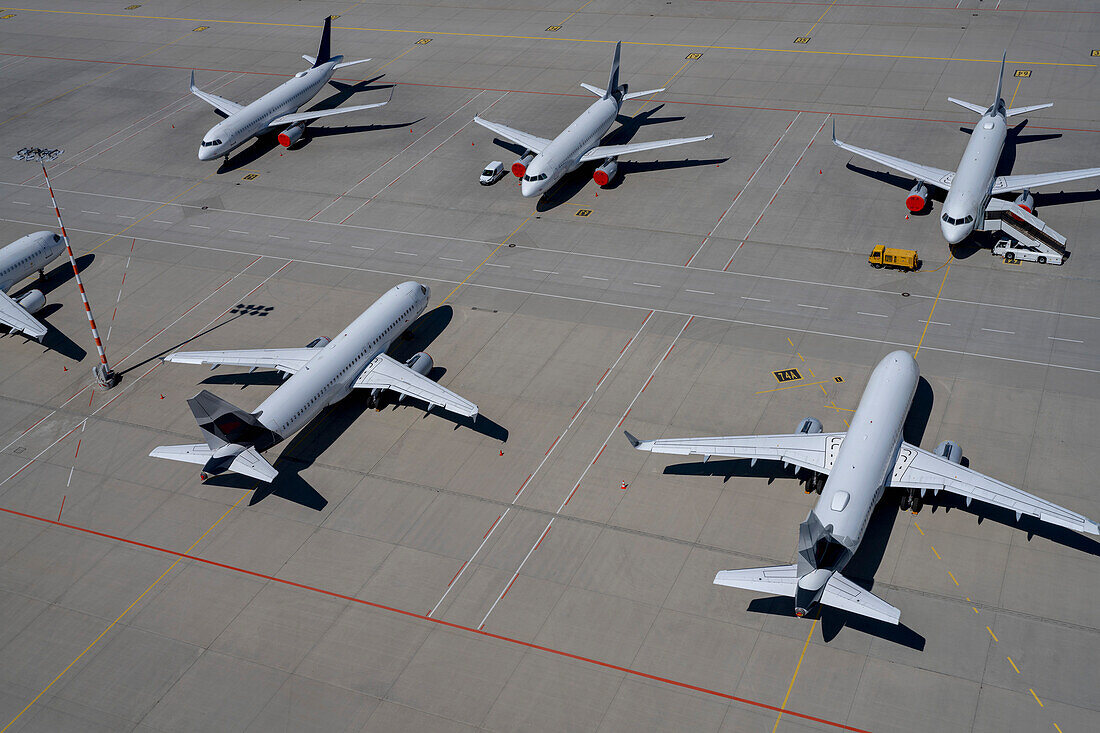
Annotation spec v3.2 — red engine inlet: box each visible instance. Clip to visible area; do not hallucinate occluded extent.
[278,122,306,148]
[593,158,618,187]
[905,182,929,213]
[512,153,534,178]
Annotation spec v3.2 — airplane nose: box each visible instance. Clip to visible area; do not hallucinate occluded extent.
[520,182,536,198]
[941,222,966,245]
[198,147,213,161]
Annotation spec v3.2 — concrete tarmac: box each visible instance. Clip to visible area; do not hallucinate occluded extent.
[0,2,1098,731]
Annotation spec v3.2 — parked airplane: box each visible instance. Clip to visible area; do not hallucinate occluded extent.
[625,350,1098,625]
[833,52,1100,245]
[0,231,66,341]
[474,41,712,197]
[190,16,389,161]
[151,281,477,483]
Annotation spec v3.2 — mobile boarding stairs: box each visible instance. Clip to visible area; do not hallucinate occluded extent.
[981,198,1067,265]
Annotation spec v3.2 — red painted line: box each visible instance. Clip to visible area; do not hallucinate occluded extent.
[515,473,532,496]
[641,375,655,392]
[447,560,468,587]
[595,368,610,387]
[533,527,550,551]
[120,272,126,285]
[88,390,94,406]
[0,505,869,733]
[57,496,65,521]
[483,515,501,538]
[111,307,117,321]
[73,439,81,459]
[593,444,607,463]
[571,401,586,420]
[498,573,520,602]
[563,483,580,506]
[545,436,560,456]
[616,408,631,427]
[663,344,675,361]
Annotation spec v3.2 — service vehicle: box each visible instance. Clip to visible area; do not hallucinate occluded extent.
[868,245,920,271]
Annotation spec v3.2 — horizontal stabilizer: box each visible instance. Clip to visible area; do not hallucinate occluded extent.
[302,54,317,65]
[228,446,279,483]
[820,573,900,625]
[713,565,797,595]
[947,97,986,115]
[1006,102,1053,117]
[150,443,214,466]
[335,58,372,69]
[622,87,665,101]
[580,82,606,97]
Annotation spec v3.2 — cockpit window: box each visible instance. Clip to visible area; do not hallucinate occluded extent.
[53,234,61,242]
[201,139,223,147]
[942,213,972,225]
[522,173,547,182]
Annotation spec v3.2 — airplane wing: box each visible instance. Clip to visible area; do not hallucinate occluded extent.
[163,347,317,375]
[579,135,713,163]
[890,442,1100,535]
[0,290,48,340]
[354,353,478,418]
[473,117,551,154]
[832,122,955,190]
[268,100,390,127]
[189,71,243,116]
[624,430,844,475]
[992,167,1100,193]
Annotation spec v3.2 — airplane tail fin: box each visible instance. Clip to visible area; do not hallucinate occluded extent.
[314,16,333,67]
[713,566,901,625]
[992,49,1006,107]
[186,389,274,451]
[606,41,622,98]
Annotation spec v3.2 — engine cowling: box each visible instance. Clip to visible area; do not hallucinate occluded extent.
[278,122,306,148]
[305,336,331,349]
[16,289,45,314]
[1013,190,1034,214]
[593,158,618,187]
[796,417,823,435]
[934,440,962,465]
[905,182,929,213]
[397,352,434,403]
[512,153,535,178]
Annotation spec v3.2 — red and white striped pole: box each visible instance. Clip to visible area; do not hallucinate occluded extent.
[41,164,117,388]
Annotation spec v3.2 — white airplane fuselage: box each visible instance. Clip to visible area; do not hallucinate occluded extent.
[794,351,919,615]
[521,94,621,197]
[0,231,66,294]
[198,59,341,160]
[939,106,1008,244]
[253,281,429,443]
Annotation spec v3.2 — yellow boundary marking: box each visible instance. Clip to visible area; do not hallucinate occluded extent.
[5,8,1094,67]
[807,1,837,36]
[87,175,211,254]
[772,619,818,732]
[987,626,999,642]
[561,0,594,25]
[914,256,952,355]
[1008,656,1021,674]
[1009,78,1023,108]
[439,215,531,305]
[2,491,252,732]
[931,545,941,560]
[948,570,959,586]
[1030,689,1044,707]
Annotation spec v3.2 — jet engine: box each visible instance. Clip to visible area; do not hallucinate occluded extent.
[934,440,962,464]
[795,417,826,494]
[278,122,306,148]
[1013,190,1034,214]
[15,289,45,314]
[593,158,619,187]
[305,336,331,349]
[395,351,434,404]
[512,153,535,178]
[905,182,929,212]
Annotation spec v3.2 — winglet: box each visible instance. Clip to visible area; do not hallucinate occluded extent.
[314,16,333,67]
[623,430,641,448]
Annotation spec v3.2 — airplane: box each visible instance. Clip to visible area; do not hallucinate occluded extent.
[0,231,67,341]
[474,41,713,197]
[833,52,1100,245]
[190,16,389,161]
[150,281,478,483]
[625,350,1098,625]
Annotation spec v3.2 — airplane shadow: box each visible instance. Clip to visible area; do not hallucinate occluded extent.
[118,313,246,376]
[844,162,943,216]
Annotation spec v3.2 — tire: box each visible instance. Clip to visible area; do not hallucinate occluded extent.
[1038,256,1046,264]
[1004,252,1015,262]
[914,260,922,271]
[871,263,883,269]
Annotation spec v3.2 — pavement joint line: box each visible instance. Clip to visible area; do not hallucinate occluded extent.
[725,114,830,270]
[427,310,655,617]
[6,181,1100,324]
[914,257,953,355]
[685,112,800,266]
[0,504,872,733]
[477,314,692,629]
[5,50,1099,134]
[6,217,1095,374]
[6,9,1094,67]
[772,618,819,733]
[0,490,251,733]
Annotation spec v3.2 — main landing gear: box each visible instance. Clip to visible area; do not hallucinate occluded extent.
[803,472,825,494]
[900,487,923,513]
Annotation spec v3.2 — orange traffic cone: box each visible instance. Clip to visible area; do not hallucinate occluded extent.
[620,481,627,490]
[159,394,165,399]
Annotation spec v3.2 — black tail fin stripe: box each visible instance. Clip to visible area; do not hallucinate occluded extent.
[315,16,333,67]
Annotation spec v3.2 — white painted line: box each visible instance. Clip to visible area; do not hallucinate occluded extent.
[439,257,463,262]
[533,269,559,275]
[981,328,1014,335]
[742,296,770,302]
[686,289,714,295]
[858,312,888,318]
[351,245,374,251]
[12,201,28,205]
[484,262,510,268]
[227,229,249,234]
[268,234,289,239]
[919,320,950,326]
[798,304,828,310]
[1049,336,1083,343]
[154,220,173,224]
[633,282,661,288]
[394,251,417,256]
[308,240,329,245]
[117,215,135,219]
[189,224,210,229]
[583,275,608,281]
[81,210,100,215]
